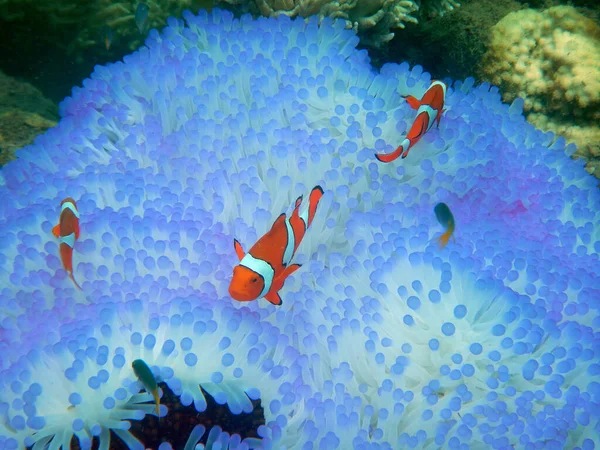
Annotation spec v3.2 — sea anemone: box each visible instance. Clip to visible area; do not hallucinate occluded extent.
[1,8,599,450]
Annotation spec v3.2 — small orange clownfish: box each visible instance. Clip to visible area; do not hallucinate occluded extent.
[228,185,324,306]
[52,197,82,290]
[375,80,447,163]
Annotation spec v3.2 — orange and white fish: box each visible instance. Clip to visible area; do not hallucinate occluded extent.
[375,80,447,163]
[51,197,82,290]
[228,185,324,306]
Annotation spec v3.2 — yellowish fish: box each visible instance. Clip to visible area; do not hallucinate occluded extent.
[135,3,150,34]
[102,25,113,51]
[434,202,455,248]
[132,359,160,418]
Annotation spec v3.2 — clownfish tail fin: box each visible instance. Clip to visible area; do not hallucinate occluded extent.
[375,145,403,163]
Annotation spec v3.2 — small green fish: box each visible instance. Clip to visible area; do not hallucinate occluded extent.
[135,3,150,34]
[434,202,455,248]
[132,359,160,417]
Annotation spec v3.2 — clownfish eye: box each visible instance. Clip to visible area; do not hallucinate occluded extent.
[252,278,258,282]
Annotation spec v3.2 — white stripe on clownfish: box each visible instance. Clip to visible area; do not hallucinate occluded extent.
[282,217,295,267]
[299,202,310,228]
[59,232,77,248]
[61,201,80,218]
[415,104,438,134]
[429,80,447,96]
[239,253,274,299]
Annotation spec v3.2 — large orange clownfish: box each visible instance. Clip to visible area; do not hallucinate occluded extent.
[375,80,447,163]
[228,185,324,306]
[51,197,82,290]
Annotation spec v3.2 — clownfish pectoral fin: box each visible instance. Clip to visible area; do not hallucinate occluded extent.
[281,263,302,280]
[264,290,283,306]
[52,224,61,238]
[233,239,245,261]
[404,95,422,110]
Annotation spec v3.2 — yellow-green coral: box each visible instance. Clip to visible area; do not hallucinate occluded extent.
[0,70,58,166]
[480,5,600,175]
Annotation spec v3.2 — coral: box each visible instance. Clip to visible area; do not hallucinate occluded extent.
[480,5,600,178]
[0,71,57,120]
[220,0,421,46]
[1,8,600,450]
[0,0,213,64]
[73,0,214,55]
[418,0,461,19]
[0,111,57,166]
[0,0,93,23]
[0,71,58,166]
[383,0,521,83]
[221,0,463,48]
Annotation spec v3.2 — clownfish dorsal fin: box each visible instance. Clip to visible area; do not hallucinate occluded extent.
[307,185,324,226]
[271,212,287,230]
[52,224,61,238]
[405,95,422,110]
[233,239,245,261]
[264,290,282,306]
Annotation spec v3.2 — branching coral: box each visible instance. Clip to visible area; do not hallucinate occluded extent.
[417,0,460,19]
[222,0,462,47]
[480,5,600,178]
[220,0,420,46]
[1,8,599,450]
